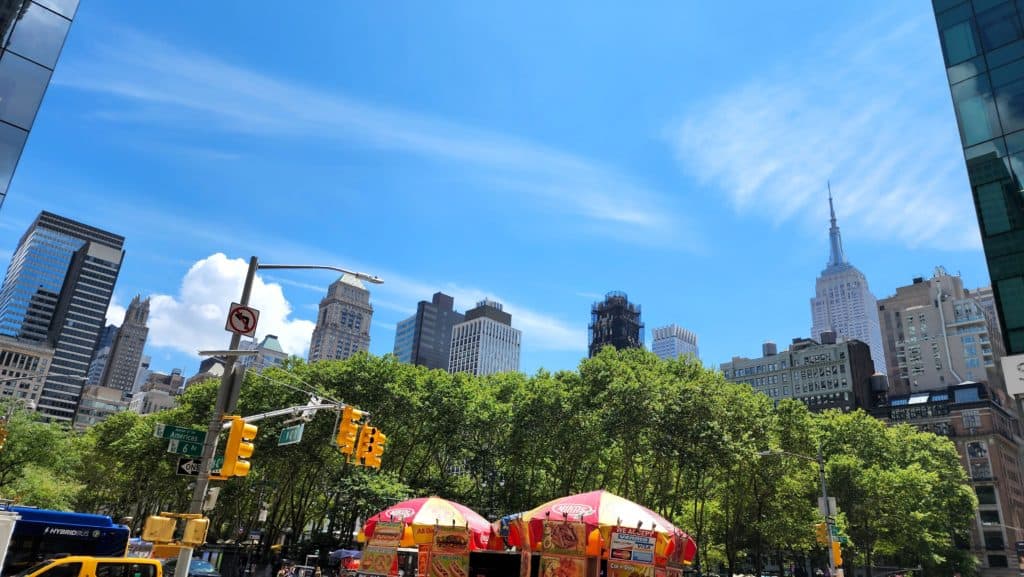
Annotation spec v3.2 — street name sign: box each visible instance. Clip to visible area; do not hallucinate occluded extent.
[154,424,206,444]
[167,439,203,457]
[177,458,202,476]
[211,455,224,476]
[278,423,305,446]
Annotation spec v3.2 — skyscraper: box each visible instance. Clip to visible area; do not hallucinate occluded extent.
[0,211,124,420]
[393,292,464,370]
[588,291,644,358]
[85,324,118,387]
[878,268,1004,395]
[809,192,886,372]
[308,274,373,362]
[449,299,521,376]
[0,1,79,210]
[651,324,699,361]
[931,1,1024,359]
[99,295,149,395]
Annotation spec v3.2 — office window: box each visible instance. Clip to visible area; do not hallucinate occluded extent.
[954,77,1002,145]
[977,2,1023,51]
[976,485,997,505]
[977,181,1013,234]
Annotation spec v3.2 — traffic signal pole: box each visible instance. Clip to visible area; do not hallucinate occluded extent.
[818,442,837,577]
[175,257,258,577]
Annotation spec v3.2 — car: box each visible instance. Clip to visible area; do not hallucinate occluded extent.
[160,558,221,577]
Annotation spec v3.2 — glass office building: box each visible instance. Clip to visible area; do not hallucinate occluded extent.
[0,0,78,209]
[0,212,123,421]
[933,0,1024,356]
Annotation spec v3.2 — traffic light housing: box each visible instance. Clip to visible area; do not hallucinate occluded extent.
[814,522,828,545]
[354,425,375,464]
[364,430,387,469]
[142,515,177,543]
[336,406,365,455]
[831,540,843,566]
[221,416,258,477]
[182,518,210,546]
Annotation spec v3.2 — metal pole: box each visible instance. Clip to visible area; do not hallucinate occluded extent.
[819,441,836,577]
[177,256,259,577]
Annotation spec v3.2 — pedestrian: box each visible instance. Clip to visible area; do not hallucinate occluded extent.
[315,567,323,577]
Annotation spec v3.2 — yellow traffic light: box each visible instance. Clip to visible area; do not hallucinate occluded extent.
[222,416,258,477]
[336,406,365,455]
[354,425,375,464]
[831,541,843,566]
[814,522,828,545]
[364,430,387,469]
[182,518,210,546]
[142,515,177,543]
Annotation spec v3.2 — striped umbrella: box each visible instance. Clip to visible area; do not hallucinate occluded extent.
[360,496,492,550]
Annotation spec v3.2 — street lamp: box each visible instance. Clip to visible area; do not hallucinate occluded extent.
[758,442,836,577]
[176,256,382,577]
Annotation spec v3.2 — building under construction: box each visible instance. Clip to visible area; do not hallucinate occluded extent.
[588,291,644,358]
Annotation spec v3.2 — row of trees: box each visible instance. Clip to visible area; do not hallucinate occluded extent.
[0,348,977,576]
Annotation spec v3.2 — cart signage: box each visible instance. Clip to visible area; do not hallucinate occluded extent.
[429,526,470,577]
[359,521,403,577]
[608,561,654,577]
[542,520,587,556]
[609,527,656,564]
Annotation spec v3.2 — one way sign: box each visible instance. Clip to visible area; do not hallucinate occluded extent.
[177,457,202,476]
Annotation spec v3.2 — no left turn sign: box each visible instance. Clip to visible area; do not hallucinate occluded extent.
[225,302,260,337]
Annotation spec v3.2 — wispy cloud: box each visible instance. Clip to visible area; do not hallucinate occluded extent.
[57,26,692,247]
[669,9,979,251]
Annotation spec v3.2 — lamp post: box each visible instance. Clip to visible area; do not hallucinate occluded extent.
[758,442,835,577]
[176,256,382,577]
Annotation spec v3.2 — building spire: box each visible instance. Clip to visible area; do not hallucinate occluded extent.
[827,181,847,267]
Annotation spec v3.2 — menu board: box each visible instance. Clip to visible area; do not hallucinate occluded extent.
[607,561,655,577]
[609,527,656,564]
[359,522,404,576]
[539,555,587,577]
[542,521,587,556]
[429,526,470,577]
[418,544,432,577]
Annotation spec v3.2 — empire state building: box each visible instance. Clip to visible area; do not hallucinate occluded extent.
[809,190,886,373]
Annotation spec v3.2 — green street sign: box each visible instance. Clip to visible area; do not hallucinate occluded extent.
[278,424,305,446]
[154,424,206,444]
[211,455,224,476]
[167,439,203,457]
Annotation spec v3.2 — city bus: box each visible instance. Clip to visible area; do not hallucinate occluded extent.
[1,506,130,576]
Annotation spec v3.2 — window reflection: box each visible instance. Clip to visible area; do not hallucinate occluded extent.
[32,0,77,19]
[6,2,70,69]
[943,20,979,65]
[0,51,51,130]
[0,120,27,201]
[977,2,1023,52]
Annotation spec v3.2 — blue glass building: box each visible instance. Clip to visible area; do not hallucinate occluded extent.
[933,0,1024,356]
[0,1,78,209]
[0,212,123,420]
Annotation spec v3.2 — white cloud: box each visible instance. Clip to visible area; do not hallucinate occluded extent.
[146,254,315,359]
[105,297,126,326]
[669,10,980,251]
[57,27,694,247]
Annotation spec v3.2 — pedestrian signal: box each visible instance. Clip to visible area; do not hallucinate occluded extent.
[182,517,210,546]
[222,416,258,477]
[815,522,828,544]
[336,406,365,455]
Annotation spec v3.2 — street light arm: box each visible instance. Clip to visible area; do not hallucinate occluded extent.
[257,264,383,284]
[758,449,819,464]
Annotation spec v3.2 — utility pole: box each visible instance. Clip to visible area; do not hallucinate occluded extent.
[175,257,258,577]
[818,442,836,577]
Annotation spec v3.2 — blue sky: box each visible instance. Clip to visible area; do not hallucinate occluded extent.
[0,1,990,377]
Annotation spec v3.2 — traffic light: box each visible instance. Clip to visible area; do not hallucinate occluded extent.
[831,541,843,566]
[814,522,828,545]
[363,430,387,469]
[182,518,210,546]
[222,415,258,477]
[354,426,386,469]
[354,425,375,464]
[142,515,177,543]
[336,406,365,455]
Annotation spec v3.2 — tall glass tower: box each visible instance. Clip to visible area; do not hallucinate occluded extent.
[0,211,124,420]
[0,1,79,209]
[932,0,1024,356]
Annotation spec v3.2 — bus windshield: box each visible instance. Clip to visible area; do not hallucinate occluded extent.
[2,506,130,576]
